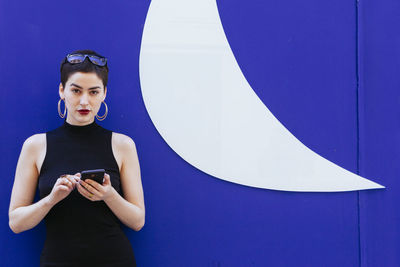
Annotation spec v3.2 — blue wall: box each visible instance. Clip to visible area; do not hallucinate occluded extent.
[1,0,396,266]
[358,0,400,265]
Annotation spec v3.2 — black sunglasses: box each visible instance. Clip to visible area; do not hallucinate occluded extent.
[64,53,107,67]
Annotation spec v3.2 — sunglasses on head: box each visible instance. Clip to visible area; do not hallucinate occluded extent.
[64,53,107,67]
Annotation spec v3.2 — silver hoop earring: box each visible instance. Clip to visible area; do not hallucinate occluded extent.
[58,98,66,118]
[96,101,108,121]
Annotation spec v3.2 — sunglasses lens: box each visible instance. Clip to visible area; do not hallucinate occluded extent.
[67,54,85,64]
[89,55,107,66]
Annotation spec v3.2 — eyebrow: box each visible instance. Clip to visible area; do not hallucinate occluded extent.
[70,83,101,90]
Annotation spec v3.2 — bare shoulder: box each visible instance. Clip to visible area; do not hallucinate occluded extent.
[22,133,46,153]
[21,133,46,172]
[112,132,137,152]
[111,132,137,170]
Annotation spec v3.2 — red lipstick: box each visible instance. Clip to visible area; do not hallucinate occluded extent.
[78,109,90,115]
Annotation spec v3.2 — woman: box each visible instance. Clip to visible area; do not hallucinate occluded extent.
[8,49,145,267]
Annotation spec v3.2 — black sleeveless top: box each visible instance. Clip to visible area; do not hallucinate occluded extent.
[38,120,137,267]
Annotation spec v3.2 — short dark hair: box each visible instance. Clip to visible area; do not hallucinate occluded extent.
[60,49,108,90]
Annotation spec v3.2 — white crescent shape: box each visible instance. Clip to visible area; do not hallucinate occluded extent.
[139,0,385,192]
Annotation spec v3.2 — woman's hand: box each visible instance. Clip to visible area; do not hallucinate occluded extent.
[77,173,114,201]
[48,173,79,206]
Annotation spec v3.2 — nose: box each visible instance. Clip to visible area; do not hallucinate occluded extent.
[79,93,89,106]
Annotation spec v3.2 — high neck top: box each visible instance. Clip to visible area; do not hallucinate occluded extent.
[61,119,101,135]
[37,120,137,266]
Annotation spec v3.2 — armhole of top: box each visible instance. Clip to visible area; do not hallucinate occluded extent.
[111,132,122,173]
[37,133,48,176]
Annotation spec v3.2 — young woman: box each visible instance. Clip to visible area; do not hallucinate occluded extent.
[8,49,145,267]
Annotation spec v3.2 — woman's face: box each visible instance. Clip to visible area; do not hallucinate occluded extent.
[59,72,107,126]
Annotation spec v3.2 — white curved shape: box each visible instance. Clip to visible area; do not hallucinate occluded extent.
[139,0,384,191]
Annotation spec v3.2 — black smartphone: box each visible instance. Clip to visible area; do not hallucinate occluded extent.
[81,169,105,184]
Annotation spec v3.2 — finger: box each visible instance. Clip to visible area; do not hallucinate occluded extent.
[77,183,97,201]
[79,180,96,194]
[76,183,90,198]
[67,176,79,187]
[56,175,67,185]
[83,179,102,192]
[103,173,111,185]
[65,176,76,184]
[58,185,70,191]
[59,177,72,188]
[64,180,74,191]
[57,175,73,187]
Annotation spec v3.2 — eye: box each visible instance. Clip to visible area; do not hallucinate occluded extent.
[72,89,80,93]
[90,91,99,95]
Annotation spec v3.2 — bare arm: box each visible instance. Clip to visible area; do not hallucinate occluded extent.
[8,134,76,233]
[9,196,55,234]
[8,134,51,233]
[106,133,145,231]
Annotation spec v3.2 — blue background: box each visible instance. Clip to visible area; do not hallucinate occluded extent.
[0,0,397,266]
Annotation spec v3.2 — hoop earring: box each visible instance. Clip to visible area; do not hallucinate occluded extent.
[58,98,66,118]
[96,101,108,121]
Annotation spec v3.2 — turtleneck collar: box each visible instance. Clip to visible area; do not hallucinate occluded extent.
[61,119,100,135]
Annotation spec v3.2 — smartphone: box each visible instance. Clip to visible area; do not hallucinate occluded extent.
[81,169,105,184]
